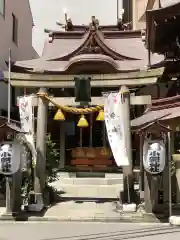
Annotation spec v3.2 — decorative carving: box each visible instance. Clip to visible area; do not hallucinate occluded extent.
[79,33,104,54]
[89,16,100,31]
[48,32,53,43]
[56,12,74,31]
[117,18,132,30]
[65,18,73,31]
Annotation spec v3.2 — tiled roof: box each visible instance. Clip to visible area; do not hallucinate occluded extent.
[131,95,180,127]
[13,28,163,73]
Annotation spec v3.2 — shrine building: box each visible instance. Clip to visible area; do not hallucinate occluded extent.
[2,15,164,174]
[2,0,180,206]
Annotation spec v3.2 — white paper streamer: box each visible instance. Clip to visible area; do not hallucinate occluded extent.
[104,92,129,166]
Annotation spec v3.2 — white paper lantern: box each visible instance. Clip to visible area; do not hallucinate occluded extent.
[0,140,21,175]
[143,140,166,175]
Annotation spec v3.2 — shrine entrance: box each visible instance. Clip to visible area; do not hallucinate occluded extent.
[48,108,118,173]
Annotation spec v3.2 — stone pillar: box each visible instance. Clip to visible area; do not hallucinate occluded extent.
[120,85,133,203]
[12,169,22,213]
[34,88,48,210]
[59,122,65,169]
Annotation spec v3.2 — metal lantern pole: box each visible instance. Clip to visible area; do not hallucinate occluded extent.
[6,48,12,215]
[8,48,11,124]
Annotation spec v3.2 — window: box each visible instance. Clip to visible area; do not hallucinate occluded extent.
[12,13,18,44]
[0,0,5,16]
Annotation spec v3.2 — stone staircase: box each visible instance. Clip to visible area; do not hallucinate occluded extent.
[50,172,123,200]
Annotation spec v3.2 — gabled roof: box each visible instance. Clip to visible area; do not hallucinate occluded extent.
[131,95,180,128]
[12,22,163,74]
[42,29,144,61]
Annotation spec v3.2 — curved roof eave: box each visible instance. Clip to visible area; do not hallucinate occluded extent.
[42,32,90,61]
[42,30,143,62]
[12,56,149,73]
[94,31,141,61]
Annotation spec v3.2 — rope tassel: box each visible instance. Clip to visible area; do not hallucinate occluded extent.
[54,109,65,120]
[77,115,89,127]
[96,109,104,121]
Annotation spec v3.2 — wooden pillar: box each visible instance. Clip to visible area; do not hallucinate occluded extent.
[34,87,48,209]
[175,127,180,202]
[89,113,93,147]
[139,134,144,193]
[144,171,153,213]
[163,132,173,203]
[120,85,133,203]
[59,122,65,169]
[102,121,106,147]
[156,83,160,98]
[11,141,23,215]
[144,171,159,213]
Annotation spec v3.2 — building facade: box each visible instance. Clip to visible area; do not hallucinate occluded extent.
[0,0,38,112]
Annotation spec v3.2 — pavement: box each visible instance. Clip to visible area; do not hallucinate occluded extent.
[0,222,179,240]
[0,202,167,223]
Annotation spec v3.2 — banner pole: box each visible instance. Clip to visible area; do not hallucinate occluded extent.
[6,48,12,215]
[168,130,172,217]
[7,48,11,123]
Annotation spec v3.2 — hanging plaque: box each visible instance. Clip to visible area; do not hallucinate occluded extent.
[143,140,166,175]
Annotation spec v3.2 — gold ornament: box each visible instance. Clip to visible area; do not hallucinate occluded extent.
[77,115,89,127]
[53,109,65,120]
[96,110,105,121]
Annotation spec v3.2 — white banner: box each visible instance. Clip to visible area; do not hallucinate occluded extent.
[18,95,37,164]
[104,92,129,166]
[18,96,33,133]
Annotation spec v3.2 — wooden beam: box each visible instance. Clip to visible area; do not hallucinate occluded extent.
[9,78,159,87]
[4,68,164,81]
[31,95,151,107]
[3,68,164,87]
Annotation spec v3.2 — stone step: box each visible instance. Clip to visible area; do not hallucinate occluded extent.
[54,177,123,185]
[51,183,123,199]
[45,201,119,218]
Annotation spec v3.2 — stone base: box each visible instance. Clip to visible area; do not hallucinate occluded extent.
[123,203,136,212]
[169,216,180,226]
[0,212,19,220]
[28,193,44,212]
[28,203,44,212]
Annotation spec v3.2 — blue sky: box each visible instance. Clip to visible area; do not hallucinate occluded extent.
[29,0,123,55]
